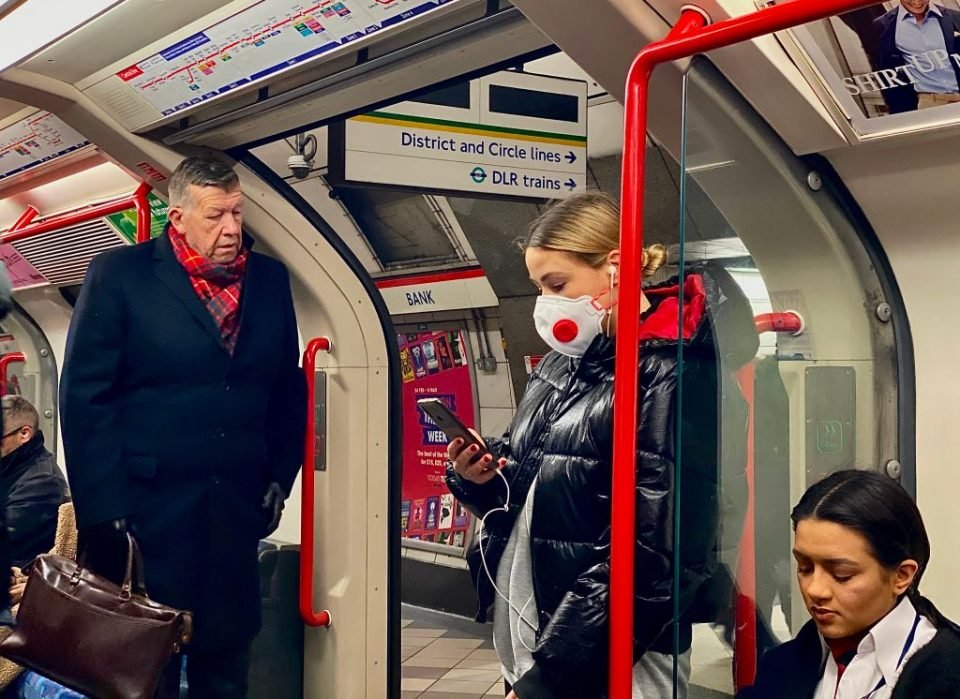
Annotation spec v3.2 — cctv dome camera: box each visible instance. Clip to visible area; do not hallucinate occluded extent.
[287,154,313,179]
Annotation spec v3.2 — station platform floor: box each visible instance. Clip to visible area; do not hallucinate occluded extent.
[400,604,738,698]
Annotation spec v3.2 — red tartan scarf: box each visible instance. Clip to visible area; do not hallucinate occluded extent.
[168,226,248,355]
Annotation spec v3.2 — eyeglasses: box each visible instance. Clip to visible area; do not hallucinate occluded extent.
[1,426,27,440]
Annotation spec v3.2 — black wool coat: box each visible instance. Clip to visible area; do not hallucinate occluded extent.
[60,231,306,650]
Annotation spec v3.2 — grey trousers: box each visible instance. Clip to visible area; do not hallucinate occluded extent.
[633,648,692,699]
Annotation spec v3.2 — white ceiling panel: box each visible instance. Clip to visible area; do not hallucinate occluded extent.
[19,0,234,85]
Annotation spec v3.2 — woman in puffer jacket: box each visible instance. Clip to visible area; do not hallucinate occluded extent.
[445,191,758,698]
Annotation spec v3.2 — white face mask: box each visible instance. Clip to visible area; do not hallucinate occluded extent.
[533,294,610,357]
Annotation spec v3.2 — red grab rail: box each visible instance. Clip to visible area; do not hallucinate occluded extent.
[733,363,758,689]
[0,352,25,397]
[1,183,153,246]
[614,2,879,697]
[133,181,152,244]
[301,337,333,628]
[755,311,804,336]
[10,206,38,232]
[733,311,804,689]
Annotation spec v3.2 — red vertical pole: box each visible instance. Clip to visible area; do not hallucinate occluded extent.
[133,182,152,244]
[614,1,884,695]
[612,9,708,699]
[734,363,758,690]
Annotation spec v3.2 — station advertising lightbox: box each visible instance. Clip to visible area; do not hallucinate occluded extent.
[330,70,589,200]
[398,330,475,549]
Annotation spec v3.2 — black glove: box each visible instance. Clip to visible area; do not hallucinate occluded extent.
[262,483,286,537]
[78,518,130,585]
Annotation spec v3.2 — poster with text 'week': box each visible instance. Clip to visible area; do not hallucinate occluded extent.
[400,330,473,549]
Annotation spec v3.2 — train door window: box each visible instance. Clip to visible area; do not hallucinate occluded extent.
[0,306,59,454]
[665,57,902,696]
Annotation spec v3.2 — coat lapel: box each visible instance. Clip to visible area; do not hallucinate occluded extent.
[153,232,226,351]
[939,9,957,54]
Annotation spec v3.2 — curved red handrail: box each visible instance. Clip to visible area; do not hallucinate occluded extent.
[10,206,38,232]
[301,337,333,628]
[1,184,152,245]
[755,311,804,336]
[614,2,880,696]
[0,352,25,397]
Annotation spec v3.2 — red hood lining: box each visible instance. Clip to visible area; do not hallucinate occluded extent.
[637,274,707,344]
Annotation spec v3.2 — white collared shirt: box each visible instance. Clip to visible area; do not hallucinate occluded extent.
[895,3,960,94]
[814,598,937,699]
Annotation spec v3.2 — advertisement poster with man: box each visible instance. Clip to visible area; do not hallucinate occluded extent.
[398,330,474,549]
[789,0,960,125]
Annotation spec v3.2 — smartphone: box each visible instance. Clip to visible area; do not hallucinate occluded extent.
[417,399,486,454]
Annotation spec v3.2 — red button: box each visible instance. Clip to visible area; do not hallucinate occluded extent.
[552,319,578,343]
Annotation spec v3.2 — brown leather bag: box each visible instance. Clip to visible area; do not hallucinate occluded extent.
[0,533,192,699]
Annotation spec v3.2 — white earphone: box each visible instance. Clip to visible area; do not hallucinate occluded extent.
[477,468,538,653]
[602,265,617,335]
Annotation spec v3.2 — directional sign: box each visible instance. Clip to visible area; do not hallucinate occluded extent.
[331,71,588,200]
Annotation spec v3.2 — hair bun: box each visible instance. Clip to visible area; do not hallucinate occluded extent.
[641,244,669,278]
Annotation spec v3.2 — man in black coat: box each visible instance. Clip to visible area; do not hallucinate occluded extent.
[873,0,960,113]
[60,156,306,698]
[0,395,68,569]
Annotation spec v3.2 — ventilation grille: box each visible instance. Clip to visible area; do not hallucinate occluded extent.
[12,219,127,286]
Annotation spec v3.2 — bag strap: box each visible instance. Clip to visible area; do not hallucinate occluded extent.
[121,533,148,599]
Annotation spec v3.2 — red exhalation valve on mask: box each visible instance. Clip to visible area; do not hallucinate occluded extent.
[552,319,579,343]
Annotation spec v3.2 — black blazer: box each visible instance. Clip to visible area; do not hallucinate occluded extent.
[60,231,306,649]
[874,5,960,114]
[739,617,960,699]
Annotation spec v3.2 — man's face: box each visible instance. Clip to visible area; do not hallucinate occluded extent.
[169,184,243,264]
[1,425,31,458]
[901,0,930,16]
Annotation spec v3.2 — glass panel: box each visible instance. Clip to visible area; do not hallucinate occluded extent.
[670,54,900,697]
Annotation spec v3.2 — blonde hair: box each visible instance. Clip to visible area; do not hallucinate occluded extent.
[523,191,668,278]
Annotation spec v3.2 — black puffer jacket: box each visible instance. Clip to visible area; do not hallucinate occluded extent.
[0,432,69,568]
[446,263,757,698]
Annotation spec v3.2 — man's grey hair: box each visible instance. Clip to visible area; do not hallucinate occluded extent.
[168,156,240,210]
[2,395,39,432]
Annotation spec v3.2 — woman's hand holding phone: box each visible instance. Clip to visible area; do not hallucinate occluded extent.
[447,429,506,484]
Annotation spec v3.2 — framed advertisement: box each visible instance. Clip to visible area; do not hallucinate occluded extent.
[776,0,960,137]
[398,329,476,550]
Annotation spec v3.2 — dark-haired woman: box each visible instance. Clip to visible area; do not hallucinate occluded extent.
[741,469,960,699]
